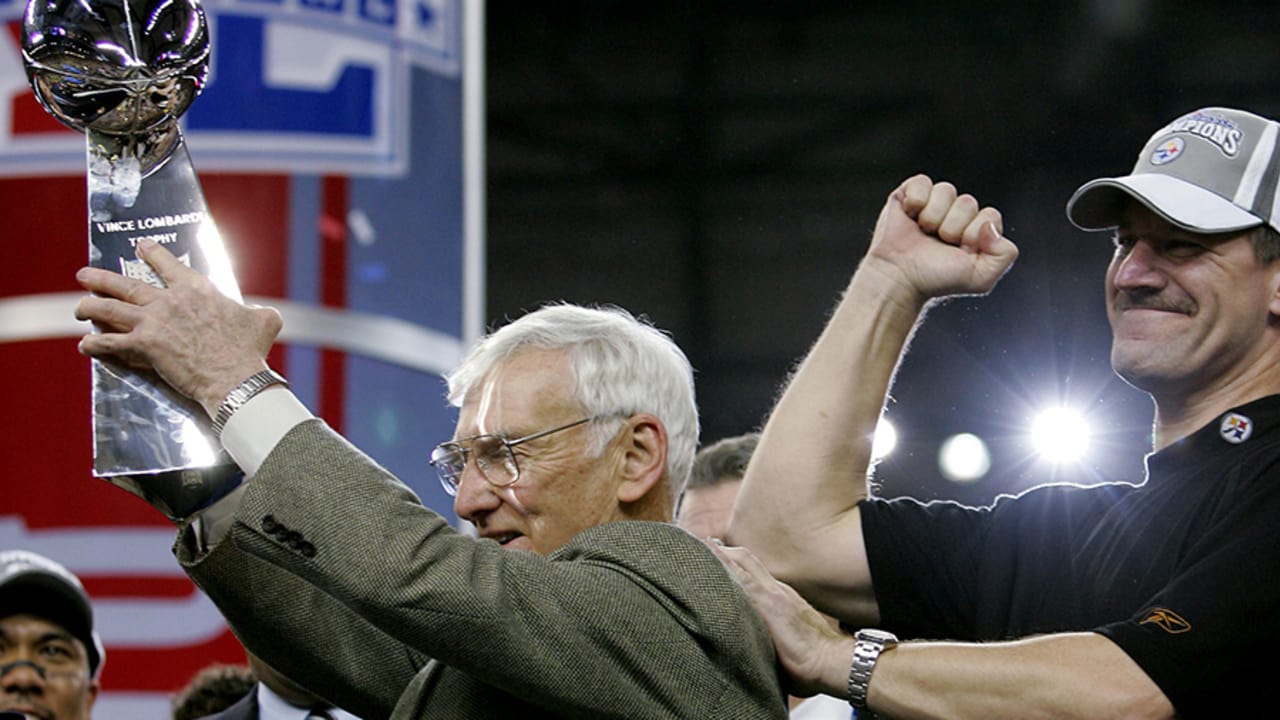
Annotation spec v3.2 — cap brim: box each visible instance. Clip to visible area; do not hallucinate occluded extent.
[1066,173,1264,234]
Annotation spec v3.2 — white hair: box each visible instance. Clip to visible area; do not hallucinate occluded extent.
[446,303,699,494]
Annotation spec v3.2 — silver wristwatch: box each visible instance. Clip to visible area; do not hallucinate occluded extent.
[848,628,898,712]
[211,369,289,439]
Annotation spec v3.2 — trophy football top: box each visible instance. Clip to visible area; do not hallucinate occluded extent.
[21,0,210,174]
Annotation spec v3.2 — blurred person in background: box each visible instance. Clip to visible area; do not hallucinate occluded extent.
[0,550,103,720]
[679,433,850,720]
[171,663,255,720]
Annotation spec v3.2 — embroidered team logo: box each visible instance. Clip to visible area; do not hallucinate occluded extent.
[120,253,192,288]
[1150,137,1184,165]
[1220,413,1253,444]
[1139,608,1191,634]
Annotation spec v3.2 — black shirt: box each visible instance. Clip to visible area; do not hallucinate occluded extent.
[861,394,1280,717]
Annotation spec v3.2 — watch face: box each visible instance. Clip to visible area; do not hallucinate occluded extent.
[857,629,898,644]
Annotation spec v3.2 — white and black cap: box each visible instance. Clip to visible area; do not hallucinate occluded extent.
[0,550,104,679]
[1067,107,1280,234]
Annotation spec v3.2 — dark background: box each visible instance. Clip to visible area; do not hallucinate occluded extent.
[483,1,1280,504]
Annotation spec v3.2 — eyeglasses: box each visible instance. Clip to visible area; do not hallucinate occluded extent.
[430,416,604,496]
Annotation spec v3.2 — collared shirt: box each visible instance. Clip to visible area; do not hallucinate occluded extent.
[789,693,854,719]
[257,681,362,720]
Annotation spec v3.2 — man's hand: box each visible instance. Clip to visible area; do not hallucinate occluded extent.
[75,239,282,416]
[712,542,853,699]
[862,174,1018,305]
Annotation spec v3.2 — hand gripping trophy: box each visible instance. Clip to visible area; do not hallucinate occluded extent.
[23,0,246,518]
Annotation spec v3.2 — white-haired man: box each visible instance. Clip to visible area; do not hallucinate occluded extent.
[73,256,785,719]
[723,107,1280,719]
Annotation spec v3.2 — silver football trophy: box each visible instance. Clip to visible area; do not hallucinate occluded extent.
[23,0,244,519]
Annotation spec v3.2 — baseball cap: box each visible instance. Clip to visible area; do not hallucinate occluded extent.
[1067,107,1280,234]
[0,550,104,678]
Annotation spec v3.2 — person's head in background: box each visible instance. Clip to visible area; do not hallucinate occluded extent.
[171,663,256,720]
[676,433,759,540]
[244,652,327,709]
[0,550,104,720]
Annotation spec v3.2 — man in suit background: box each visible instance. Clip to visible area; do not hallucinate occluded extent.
[171,662,255,720]
[193,654,359,720]
[73,258,786,719]
[0,549,104,720]
[676,433,758,542]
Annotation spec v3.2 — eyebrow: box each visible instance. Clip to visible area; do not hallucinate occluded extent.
[0,625,82,650]
[452,430,505,442]
[36,630,79,647]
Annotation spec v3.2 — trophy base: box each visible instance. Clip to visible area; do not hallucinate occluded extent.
[102,464,246,522]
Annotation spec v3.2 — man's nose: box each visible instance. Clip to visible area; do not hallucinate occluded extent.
[452,462,502,522]
[1112,240,1167,289]
[0,660,47,691]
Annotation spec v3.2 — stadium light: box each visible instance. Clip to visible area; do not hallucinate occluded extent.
[1031,407,1090,463]
[872,419,897,461]
[938,432,991,483]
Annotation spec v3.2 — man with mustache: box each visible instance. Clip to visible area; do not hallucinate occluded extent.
[71,262,785,718]
[723,107,1280,719]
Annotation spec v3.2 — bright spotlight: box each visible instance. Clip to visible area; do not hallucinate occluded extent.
[871,419,897,461]
[938,433,991,483]
[1031,407,1090,463]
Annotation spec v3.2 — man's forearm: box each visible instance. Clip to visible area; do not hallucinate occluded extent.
[708,547,1169,719]
[862,633,1173,720]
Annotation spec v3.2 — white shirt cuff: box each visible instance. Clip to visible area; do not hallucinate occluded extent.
[220,385,314,477]
[192,387,313,550]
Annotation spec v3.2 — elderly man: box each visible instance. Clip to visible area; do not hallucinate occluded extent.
[722,106,1280,719]
[73,254,785,719]
[0,550,104,720]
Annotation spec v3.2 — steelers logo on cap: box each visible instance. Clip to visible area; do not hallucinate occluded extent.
[1151,137,1185,166]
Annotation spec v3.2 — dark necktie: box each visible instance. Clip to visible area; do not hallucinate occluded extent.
[305,708,335,720]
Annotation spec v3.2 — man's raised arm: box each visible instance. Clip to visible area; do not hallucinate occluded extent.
[726,175,1015,622]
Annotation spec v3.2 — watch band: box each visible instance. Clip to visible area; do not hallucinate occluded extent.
[210,369,289,439]
[848,628,898,712]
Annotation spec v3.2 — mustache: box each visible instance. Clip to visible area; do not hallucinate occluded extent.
[0,692,52,720]
[1112,290,1197,314]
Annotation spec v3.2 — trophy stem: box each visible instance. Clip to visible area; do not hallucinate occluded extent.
[86,128,245,520]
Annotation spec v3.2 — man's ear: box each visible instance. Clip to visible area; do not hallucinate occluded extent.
[615,413,669,504]
[84,677,100,714]
[1269,260,1280,317]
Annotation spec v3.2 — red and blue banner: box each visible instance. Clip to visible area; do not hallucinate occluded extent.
[0,0,482,716]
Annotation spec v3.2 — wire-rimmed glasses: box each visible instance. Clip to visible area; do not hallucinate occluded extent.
[429,415,605,496]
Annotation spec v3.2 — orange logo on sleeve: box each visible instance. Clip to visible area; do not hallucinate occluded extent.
[1139,608,1191,634]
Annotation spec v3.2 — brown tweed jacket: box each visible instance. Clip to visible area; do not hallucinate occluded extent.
[176,419,787,719]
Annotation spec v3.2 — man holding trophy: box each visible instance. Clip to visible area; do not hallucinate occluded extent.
[36,0,788,717]
[73,246,790,718]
